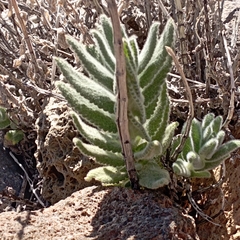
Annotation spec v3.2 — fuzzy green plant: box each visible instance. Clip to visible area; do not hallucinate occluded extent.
[55,15,177,189]
[172,113,240,178]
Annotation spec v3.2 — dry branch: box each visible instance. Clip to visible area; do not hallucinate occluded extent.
[106,0,139,189]
[222,31,235,128]
[11,0,39,76]
[166,46,194,161]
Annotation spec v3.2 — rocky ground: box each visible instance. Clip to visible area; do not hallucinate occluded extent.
[0,185,199,240]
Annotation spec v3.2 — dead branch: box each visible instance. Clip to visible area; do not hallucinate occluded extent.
[166,46,194,161]
[106,0,139,190]
[11,0,39,77]
[222,31,235,128]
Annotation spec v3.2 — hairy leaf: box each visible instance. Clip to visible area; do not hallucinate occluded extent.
[73,138,124,166]
[55,58,115,114]
[138,161,170,189]
[71,112,121,153]
[57,82,117,133]
[85,166,128,184]
[66,35,114,91]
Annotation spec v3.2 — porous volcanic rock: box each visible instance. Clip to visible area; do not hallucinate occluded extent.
[0,186,199,240]
[35,97,99,204]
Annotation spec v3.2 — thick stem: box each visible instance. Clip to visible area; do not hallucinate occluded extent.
[106,0,139,189]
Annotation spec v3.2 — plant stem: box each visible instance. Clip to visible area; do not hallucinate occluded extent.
[106,0,139,190]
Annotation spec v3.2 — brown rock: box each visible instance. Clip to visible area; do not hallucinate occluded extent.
[35,98,100,204]
[0,186,199,240]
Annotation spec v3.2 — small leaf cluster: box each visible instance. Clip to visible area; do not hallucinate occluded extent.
[0,106,11,129]
[56,15,177,189]
[172,113,240,178]
[0,106,24,145]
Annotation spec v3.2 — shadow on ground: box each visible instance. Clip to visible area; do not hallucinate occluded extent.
[88,187,199,240]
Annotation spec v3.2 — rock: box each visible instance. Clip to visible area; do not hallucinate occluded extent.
[35,97,100,204]
[0,186,199,240]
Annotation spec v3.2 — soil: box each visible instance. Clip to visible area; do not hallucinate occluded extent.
[196,152,240,240]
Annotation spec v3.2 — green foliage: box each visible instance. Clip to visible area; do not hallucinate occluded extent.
[172,113,240,178]
[56,15,177,189]
[4,130,24,145]
[0,107,24,145]
[0,107,11,129]
[85,166,128,185]
[136,160,171,189]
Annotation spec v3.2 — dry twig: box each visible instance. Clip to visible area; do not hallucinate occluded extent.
[106,0,139,190]
[222,32,235,128]
[166,46,194,161]
[9,151,46,207]
[157,0,171,18]
[11,0,39,75]
[144,0,152,30]
[186,183,222,227]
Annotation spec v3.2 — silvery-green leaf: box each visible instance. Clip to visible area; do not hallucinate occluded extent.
[190,118,202,152]
[207,140,240,162]
[71,112,121,153]
[139,19,175,88]
[145,83,169,140]
[55,58,115,114]
[202,113,215,130]
[172,158,192,178]
[66,35,114,91]
[134,140,162,160]
[210,115,223,135]
[73,138,124,166]
[186,151,204,170]
[215,130,225,148]
[85,166,128,184]
[199,138,219,160]
[57,82,117,133]
[91,29,115,73]
[138,161,170,189]
[99,15,114,52]
[138,22,160,74]
[161,122,179,153]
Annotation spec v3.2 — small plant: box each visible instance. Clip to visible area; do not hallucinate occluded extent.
[56,15,177,189]
[0,106,24,145]
[4,129,24,145]
[0,107,11,129]
[172,113,240,178]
